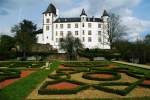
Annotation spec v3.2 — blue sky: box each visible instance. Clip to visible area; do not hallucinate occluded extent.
[0,0,150,41]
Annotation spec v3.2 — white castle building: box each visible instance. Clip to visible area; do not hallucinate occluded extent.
[36,3,110,51]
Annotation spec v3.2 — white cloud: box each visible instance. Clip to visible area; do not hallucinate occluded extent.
[122,16,150,41]
[1,0,150,41]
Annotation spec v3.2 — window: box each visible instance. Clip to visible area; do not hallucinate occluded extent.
[98,24,101,28]
[56,31,58,36]
[67,24,71,28]
[88,37,92,42]
[46,26,49,31]
[82,37,85,42]
[68,31,72,35]
[56,38,59,42]
[45,13,47,16]
[88,30,92,35]
[60,31,63,36]
[46,19,50,23]
[88,23,92,28]
[75,31,78,35]
[82,23,84,27]
[98,37,101,42]
[75,24,78,28]
[83,30,85,35]
[56,24,58,28]
[49,13,51,16]
[47,36,48,39]
[60,24,63,29]
[98,31,101,36]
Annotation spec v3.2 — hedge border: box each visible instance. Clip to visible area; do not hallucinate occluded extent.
[0,69,21,82]
[82,70,121,81]
[38,79,89,95]
[93,78,145,96]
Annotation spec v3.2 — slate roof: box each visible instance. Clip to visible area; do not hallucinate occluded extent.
[80,9,87,16]
[43,3,56,15]
[102,10,109,17]
[54,17,103,23]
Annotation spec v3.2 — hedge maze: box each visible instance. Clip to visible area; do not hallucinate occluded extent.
[38,61,150,96]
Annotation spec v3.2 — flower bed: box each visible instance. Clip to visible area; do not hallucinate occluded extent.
[82,70,121,81]
[0,69,35,89]
[46,82,79,90]
[89,73,114,79]
[38,80,89,95]
[143,80,150,85]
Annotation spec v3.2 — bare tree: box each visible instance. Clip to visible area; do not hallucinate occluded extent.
[108,13,127,49]
[59,33,83,60]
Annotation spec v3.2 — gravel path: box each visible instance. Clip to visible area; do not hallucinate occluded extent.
[113,61,150,69]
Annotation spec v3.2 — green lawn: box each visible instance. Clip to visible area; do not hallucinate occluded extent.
[0,61,60,100]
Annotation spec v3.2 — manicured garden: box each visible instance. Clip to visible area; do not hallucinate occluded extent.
[0,61,150,100]
[27,61,150,100]
[0,61,60,100]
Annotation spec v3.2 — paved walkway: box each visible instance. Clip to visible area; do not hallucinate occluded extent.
[113,61,150,70]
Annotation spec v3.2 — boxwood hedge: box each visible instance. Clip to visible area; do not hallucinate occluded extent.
[38,79,89,95]
[82,70,121,81]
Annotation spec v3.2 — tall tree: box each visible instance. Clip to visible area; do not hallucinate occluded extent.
[59,33,83,60]
[11,20,37,59]
[144,34,150,44]
[0,35,15,53]
[108,13,127,49]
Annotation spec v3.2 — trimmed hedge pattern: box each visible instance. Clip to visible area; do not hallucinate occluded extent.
[38,80,89,95]
[82,70,121,81]
[93,78,145,96]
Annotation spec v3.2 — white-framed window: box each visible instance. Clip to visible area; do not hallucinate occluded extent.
[82,37,85,42]
[68,31,72,35]
[46,18,50,23]
[88,23,92,28]
[67,24,71,28]
[98,31,101,36]
[56,38,59,42]
[56,24,58,28]
[60,31,63,36]
[56,31,58,36]
[82,23,84,27]
[75,31,78,35]
[83,30,85,35]
[46,26,49,31]
[88,37,92,42]
[98,24,101,28]
[88,30,92,35]
[60,24,63,29]
[75,23,78,28]
[98,37,101,42]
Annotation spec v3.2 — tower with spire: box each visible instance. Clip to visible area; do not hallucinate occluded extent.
[80,9,87,22]
[42,3,58,44]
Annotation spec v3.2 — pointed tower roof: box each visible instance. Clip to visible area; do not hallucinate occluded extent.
[102,10,109,17]
[43,3,56,15]
[80,9,87,16]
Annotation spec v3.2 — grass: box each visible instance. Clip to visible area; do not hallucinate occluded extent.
[0,61,60,100]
